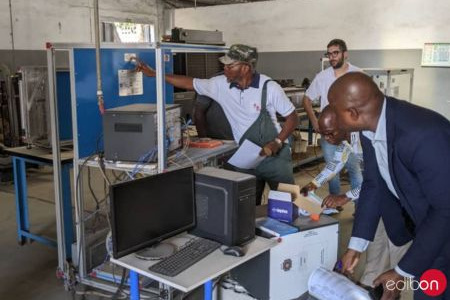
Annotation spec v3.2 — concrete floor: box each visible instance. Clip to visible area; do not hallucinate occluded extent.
[0,167,75,300]
[0,163,412,299]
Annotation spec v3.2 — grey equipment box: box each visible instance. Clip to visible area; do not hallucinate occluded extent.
[171,27,224,45]
[103,103,181,162]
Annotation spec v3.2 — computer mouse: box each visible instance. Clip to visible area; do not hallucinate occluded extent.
[223,246,245,257]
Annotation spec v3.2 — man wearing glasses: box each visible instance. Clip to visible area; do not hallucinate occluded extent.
[302,39,362,200]
[136,44,298,205]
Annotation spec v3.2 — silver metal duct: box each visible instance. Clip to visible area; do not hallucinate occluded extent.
[163,0,271,8]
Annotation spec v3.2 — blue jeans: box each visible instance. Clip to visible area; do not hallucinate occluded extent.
[320,139,363,195]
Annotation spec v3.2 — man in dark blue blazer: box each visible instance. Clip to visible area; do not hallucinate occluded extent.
[328,72,450,299]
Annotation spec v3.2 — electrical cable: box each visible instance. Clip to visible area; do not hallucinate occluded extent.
[74,153,98,279]
[121,289,158,299]
[74,288,127,299]
[130,147,157,178]
[72,116,193,292]
[167,159,182,168]
[112,267,128,300]
[97,154,111,186]
[217,276,257,299]
[87,167,100,209]
[111,169,125,182]
[95,133,103,154]
[125,171,135,180]
[164,117,198,169]
[74,152,113,287]
[181,152,195,166]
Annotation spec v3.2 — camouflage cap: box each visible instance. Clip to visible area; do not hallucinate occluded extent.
[219,44,258,65]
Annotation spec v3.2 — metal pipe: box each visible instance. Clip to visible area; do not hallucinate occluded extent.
[47,46,67,280]
[8,0,16,72]
[7,0,21,146]
[68,47,88,279]
[94,0,104,114]
[155,45,167,172]
[409,71,414,102]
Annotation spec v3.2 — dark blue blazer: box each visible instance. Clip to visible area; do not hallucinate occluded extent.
[353,97,450,277]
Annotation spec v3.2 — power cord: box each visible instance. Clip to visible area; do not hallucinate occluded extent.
[74,153,99,283]
[112,267,128,300]
[130,147,157,178]
[73,288,127,299]
[97,152,111,186]
[87,166,100,209]
[218,277,257,299]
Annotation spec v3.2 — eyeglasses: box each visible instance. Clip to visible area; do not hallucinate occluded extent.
[324,50,342,58]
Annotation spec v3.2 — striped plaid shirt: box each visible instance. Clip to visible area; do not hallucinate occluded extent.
[312,132,363,200]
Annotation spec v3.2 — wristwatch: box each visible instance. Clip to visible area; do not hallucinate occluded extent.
[274,138,283,146]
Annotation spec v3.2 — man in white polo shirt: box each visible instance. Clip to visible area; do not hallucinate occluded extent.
[136,44,298,205]
[302,39,362,198]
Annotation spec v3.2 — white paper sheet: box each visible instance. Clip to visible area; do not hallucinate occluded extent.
[308,267,371,300]
[227,139,265,169]
[118,69,143,96]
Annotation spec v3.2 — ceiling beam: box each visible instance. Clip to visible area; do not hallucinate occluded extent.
[163,0,271,9]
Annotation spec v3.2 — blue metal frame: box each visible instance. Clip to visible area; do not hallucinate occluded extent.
[56,71,73,141]
[204,280,213,300]
[72,48,173,158]
[130,271,139,300]
[128,270,213,300]
[12,156,73,258]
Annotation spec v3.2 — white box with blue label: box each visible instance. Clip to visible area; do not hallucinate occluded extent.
[267,190,299,223]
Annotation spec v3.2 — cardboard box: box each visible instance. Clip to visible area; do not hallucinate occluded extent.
[277,183,323,215]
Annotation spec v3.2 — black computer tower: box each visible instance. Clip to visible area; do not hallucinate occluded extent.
[192,167,256,246]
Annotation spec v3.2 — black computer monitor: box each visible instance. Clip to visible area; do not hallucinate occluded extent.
[110,166,195,259]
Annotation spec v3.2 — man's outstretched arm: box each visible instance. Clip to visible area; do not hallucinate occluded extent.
[136,61,194,90]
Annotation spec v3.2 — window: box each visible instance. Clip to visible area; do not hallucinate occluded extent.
[102,21,155,43]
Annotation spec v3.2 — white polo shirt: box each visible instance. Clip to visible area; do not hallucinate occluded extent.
[306,63,360,111]
[193,74,295,143]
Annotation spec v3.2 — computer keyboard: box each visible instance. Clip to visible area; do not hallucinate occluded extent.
[148,237,221,277]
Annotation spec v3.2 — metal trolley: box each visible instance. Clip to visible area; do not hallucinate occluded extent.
[46,42,230,294]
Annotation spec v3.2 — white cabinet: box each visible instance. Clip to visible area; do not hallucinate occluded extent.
[231,215,339,300]
[364,68,414,101]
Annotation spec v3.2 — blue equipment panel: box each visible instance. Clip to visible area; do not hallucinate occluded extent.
[56,71,73,141]
[73,48,173,158]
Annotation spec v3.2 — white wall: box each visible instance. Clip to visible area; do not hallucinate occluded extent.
[174,0,450,52]
[174,0,450,117]
[0,0,163,50]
